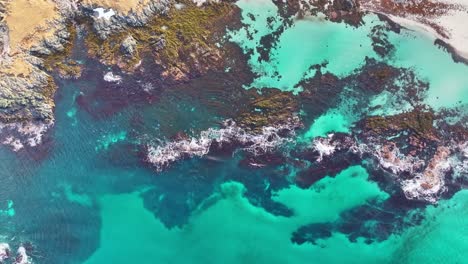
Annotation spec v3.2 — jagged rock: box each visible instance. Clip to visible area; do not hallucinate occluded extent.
[149,35,166,51]
[120,35,137,56]
[0,23,8,56]
[44,37,65,52]
[85,0,171,39]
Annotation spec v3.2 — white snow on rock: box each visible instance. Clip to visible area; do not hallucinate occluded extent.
[93,7,116,20]
[192,0,220,7]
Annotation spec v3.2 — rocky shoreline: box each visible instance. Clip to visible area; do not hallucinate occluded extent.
[0,0,465,207]
[0,0,466,152]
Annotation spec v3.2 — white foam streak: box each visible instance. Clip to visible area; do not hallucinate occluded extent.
[147,120,294,170]
[316,135,467,203]
[0,243,10,262]
[0,121,52,151]
[312,135,337,162]
[15,246,31,264]
[103,72,122,83]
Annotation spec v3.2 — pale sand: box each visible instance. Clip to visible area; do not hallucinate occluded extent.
[362,0,468,60]
[388,12,468,60]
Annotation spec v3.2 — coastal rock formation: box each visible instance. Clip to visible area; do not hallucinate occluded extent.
[0,0,204,148]
[0,0,75,148]
[0,0,465,153]
[84,0,237,81]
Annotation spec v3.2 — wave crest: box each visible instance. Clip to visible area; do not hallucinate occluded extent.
[146,119,298,170]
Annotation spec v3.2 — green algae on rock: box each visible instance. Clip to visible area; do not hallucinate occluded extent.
[363,110,438,141]
[85,1,238,81]
[40,23,83,80]
[234,88,300,133]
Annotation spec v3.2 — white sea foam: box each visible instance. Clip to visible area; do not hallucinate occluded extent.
[0,243,10,262]
[17,122,50,147]
[311,134,467,203]
[174,3,185,10]
[312,135,337,162]
[2,137,24,151]
[401,147,451,204]
[192,0,220,7]
[103,72,122,84]
[147,119,296,170]
[0,121,52,151]
[448,141,468,179]
[15,246,31,264]
[366,141,467,203]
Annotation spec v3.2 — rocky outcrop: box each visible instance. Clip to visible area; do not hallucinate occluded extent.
[0,0,78,149]
[120,35,138,56]
[84,0,171,39]
[84,1,238,80]
[234,88,301,133]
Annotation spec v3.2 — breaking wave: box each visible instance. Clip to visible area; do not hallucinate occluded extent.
[0,242,32,264]
[146,119,298,170]
[308,134,467,203]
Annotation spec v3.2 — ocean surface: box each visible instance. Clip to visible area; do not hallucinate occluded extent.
[1,0,467,263]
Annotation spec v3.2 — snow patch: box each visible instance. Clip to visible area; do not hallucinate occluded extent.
[93,8,116,20]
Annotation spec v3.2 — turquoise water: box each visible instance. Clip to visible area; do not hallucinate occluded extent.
[0,0,467,263]
[229,1,376,93]
[86,166,468,264]
[0,200,14,217]
[228,0,468,129]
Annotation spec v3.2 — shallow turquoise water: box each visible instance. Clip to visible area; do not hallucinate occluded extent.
[0,0,467,263]
[85,166,468,264]
[85,166,391,264]
[228,0,468,124]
